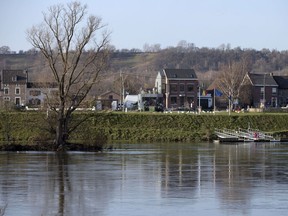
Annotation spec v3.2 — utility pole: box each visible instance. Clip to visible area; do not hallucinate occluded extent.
[198,83,201,114]
[121,71,125,112]
[213,88,216,114]
[263,73,266,108]
[120,71,122,110]
[122,82,125,112]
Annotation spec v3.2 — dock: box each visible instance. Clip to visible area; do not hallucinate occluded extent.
[214,128,280,143]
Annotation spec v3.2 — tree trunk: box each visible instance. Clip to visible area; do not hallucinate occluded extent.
[56,121,65,148]
[55,109,68,149]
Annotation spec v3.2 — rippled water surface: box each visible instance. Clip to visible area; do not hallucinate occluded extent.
[0,142,288,216]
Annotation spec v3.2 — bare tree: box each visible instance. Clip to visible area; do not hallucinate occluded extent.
[216,57,251,108]
[0,46,11,54]
[27,1,110,148]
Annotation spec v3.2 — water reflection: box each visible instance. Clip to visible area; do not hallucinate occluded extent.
[0,142,287,215]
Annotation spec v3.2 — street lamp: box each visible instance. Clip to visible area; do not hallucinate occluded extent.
[198,83,203,114]
[198,85,201,114]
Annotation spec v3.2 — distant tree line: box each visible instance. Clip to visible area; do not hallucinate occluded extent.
[2,41,288,98]
[110,42,288,74]
[2,41,288,74]
[150,44,288,73]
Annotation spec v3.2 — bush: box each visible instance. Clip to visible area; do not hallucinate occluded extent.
[1,111,288,145]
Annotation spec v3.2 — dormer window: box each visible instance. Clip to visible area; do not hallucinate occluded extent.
[12,76,17,81]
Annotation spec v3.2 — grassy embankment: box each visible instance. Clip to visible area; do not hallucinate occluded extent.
[1,111,288,148]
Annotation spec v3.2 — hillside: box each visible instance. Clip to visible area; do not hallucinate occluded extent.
[1,46,288,95]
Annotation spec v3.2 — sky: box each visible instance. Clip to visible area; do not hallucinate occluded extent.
[0,0,288,52]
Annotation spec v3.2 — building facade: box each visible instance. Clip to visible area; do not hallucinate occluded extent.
[0,69,57,108]
[26,82,58,107]
[155,69,198,110]
[242,73,279,108]
[273,75,288,107]
[96,90,120,110]
[0,69,28,106]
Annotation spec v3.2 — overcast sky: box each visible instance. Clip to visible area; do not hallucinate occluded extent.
[1,0,287,52]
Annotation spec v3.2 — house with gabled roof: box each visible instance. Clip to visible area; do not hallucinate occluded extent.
[273,75,288,107]
[96,90,120,110]
[155,69,198,110]
[0,69,58,108]
[0,69,28,106]
[26,82,58,107]
[242,72,278,108]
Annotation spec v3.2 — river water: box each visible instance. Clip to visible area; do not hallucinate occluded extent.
[0,142,288,216]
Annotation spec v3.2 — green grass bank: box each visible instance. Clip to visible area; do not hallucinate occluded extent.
[1,111,288,145]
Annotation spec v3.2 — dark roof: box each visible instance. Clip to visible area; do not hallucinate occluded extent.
[99,90,120,97]
[273,76,288,89]
[27,82,58,88]
[163,69,197,79]
[1,69,27,84]
[248,73,278,86]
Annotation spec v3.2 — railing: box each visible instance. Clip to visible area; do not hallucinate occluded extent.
[214,128,239,139]
[214,128,279,142]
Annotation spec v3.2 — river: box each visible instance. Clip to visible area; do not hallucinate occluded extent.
[0,142,287,216]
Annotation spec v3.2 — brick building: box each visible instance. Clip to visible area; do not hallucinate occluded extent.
[155,69,198,110]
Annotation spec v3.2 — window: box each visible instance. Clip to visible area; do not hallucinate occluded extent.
[170,84,177,92]
[29,90,41,96]
[4,97,10,101]
[12,76,18,81]
[171,97,177,104]
[29,98,41,105]
[15,87,20,95]
[272,88,277,94]
[261,87,264,93]
[179,84,185,92]
[34,99,41,105]
[108,95,113,100]
[4,88,9,95]
[187,84,194,92]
